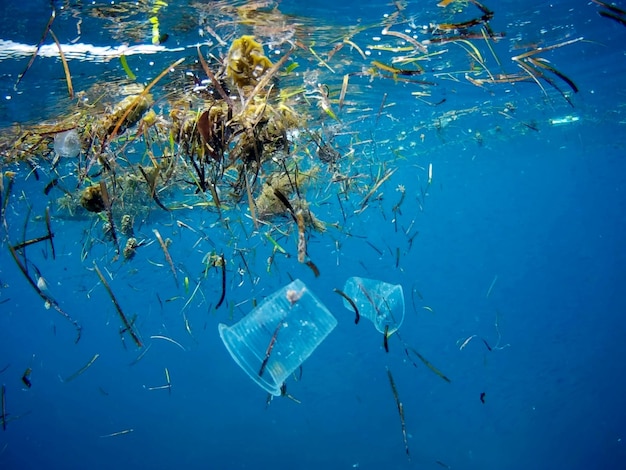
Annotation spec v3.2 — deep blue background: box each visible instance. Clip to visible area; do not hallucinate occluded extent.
[1,1,626,469]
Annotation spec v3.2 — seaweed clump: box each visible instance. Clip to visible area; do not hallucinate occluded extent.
[225,35,273,89]
[80,185,105,213]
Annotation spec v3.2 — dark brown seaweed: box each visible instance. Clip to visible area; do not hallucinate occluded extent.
[215,254,226,309]
[333,288,360,324]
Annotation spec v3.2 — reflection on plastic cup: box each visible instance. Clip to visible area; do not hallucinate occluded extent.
[342,277,404,335]
[219,279,337,396]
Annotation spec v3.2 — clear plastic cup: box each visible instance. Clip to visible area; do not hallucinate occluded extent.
[54,129,81,158]
[219,279,337,396]
[342,277,404,335]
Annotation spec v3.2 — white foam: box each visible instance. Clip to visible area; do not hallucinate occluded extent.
[0,39,185,63]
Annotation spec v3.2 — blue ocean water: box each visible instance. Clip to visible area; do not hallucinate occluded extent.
[1,0,625,469]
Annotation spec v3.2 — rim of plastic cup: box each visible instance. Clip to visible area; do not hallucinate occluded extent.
[218,323,282,396]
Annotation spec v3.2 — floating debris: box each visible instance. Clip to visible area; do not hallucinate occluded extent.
[387,368,410,459]
[0,1,598,462]
[332,288,360,324]
[8,245,82,343]
[153,229,178,288]
[62,354,100,383]
[94,263,142,348]
[1,384,6,431]
[100,428,134,438]
[405,347,451,383]
[150,335,185,352]
[147,368,172,393]
[21,368,32,389]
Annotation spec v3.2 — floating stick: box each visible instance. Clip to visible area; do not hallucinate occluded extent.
[376,93,387,124]
[129,344,152,366]
[406,348,451,383]
[150,335,185,352]
[8,245,82,343]
[45,207,55,259]
[486,274,498,298]
[387,368,410,458]
[371,60,424,76]
[100,428,133,438]
[599,9,626,25]
[14,10,55,91]
[182,311,194,339]
[197,46,233,109]
[244,167,259,229]
[243,47,293,111]
[48,29,73,99]
[511,37,583,61]
[259,321,282,378]
[181,280,202,312]
[94,263,143,347]
[209,182,222,219]
[358,168,396,211]
[528,57,578,93]
[1,384,6,431]
[62,353,99,382]
[365,240,383,256]
[515,59,549,97]
[458,334,477,350]
[592,0,626,15]
[339,73,350,110]
[1,172,15,229]
[309,44,335,72]
[148,368,172,393]
[153,229,178,288]
[343,38,367,60]
[11,234,53,252]
[382,27,428,53]
[279,383,301,404]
